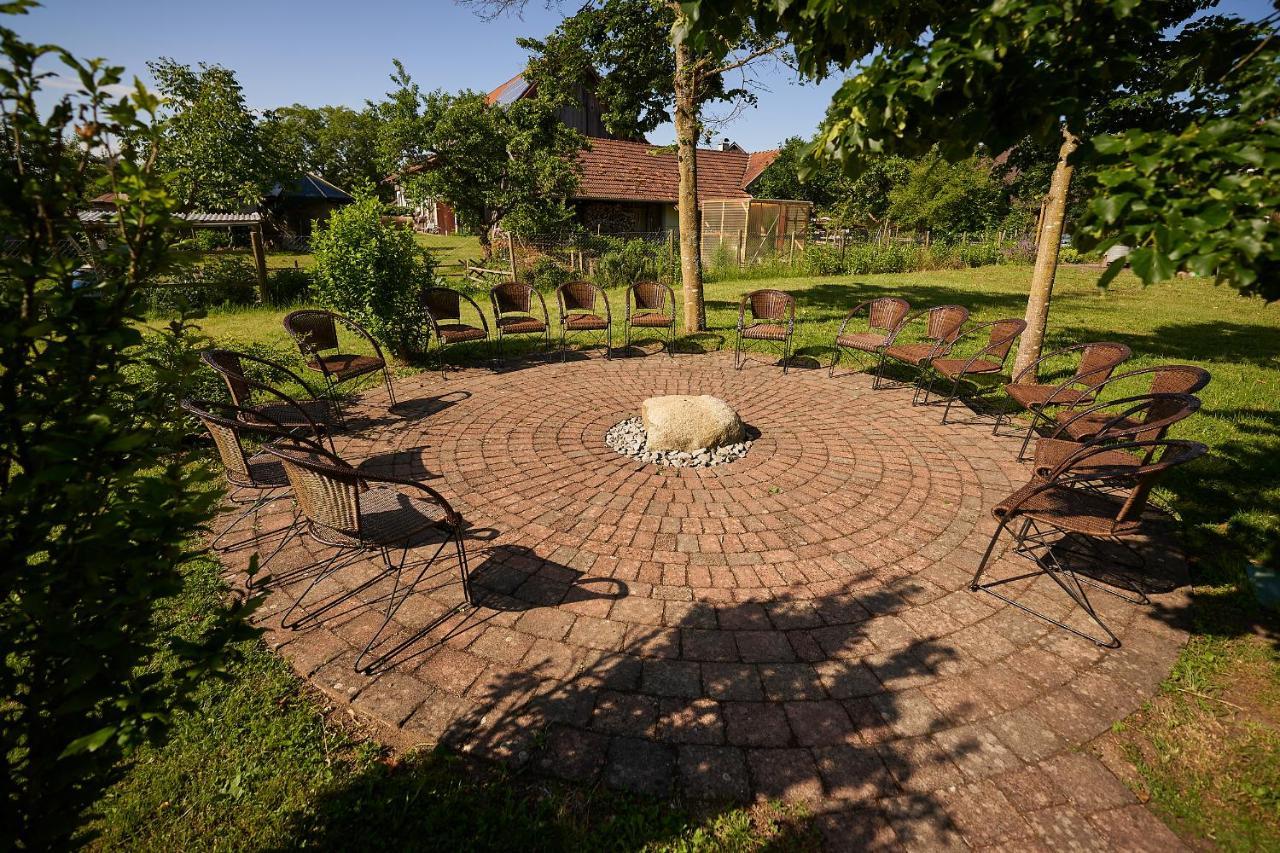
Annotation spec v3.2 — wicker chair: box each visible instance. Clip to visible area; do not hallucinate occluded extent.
[489,281,550,362]
[201,348,339,436]
[266,440,472,673]
[875,305,970,397]
[283,310,397,419]
[181,398,320,570]
[624,280,676,357]
[735,289,796,373]
[996,342,1133,459]
[922,318,1027,424]
[829,297,911,377]
[1032,393,1202,477]
[971,439,1207,647]
[1046,365,1211,449]
[420,285,490,377]
[556,280,612,361]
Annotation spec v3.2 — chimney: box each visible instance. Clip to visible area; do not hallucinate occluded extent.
[719,138,733,151]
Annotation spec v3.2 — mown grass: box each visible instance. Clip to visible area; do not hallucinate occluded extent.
[121,263,1279,849]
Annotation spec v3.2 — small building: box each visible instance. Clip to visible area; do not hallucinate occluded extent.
[264,173,353,237]
[700,198,813,263]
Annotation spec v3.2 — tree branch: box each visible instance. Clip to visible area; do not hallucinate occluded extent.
[712,39,785,75]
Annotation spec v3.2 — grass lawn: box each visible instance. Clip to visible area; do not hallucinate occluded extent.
[120,263,1279,849]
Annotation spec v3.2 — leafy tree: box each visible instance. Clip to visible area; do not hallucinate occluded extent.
[748,136,844,207]
[310,191,435,352]
[886,149,1007,235]
[483,0,783,332]
[1,8,251,846]
[370,59,440,180]
[399,88,584,254]
[266,103,384,198]
[148,57,280,210]
[680,0,1280,383]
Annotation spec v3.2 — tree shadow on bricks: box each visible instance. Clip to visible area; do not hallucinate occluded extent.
[271,572,1006,848]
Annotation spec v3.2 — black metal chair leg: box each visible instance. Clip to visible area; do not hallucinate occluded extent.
[940,376,963,424]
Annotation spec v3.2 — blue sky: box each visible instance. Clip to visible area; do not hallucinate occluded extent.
[14,0,1277,152]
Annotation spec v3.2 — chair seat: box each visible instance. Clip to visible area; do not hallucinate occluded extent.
[994,480,1142,536]
[565,314,608,330]
[629,312,673,328]
[313,486,449,547]
[1032,438,1143,477]
[1004,383,1095,408]
[883,342,939,366]
[741,323,790,341]
[930,358,1003,379]
[241,399,334,429]
[308,353,384,380]
[496,316,547,334]
[1053,410,1143,441]
[836,331,890,352]
[437,323,487,344]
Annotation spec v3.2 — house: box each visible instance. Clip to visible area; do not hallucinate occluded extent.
[391,71,810,248]
[264,172,353,237]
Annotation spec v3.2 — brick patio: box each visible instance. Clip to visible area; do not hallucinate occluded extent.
[225,351,1193,850]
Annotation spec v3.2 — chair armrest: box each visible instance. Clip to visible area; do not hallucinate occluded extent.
[336,314,387,364]
[835,301,873,338]
[459,292,491,337]
[885,308,927,346]
[1008,342,1088,386]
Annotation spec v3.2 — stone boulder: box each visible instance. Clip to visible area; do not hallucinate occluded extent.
[641,395,746,453]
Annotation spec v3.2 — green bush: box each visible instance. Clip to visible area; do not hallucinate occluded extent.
[311,193,434,354]
[527,256,574,292]
[267,267,313,306]
[595,239,663,288]
[2,28,251,847]
[143,255,258,314]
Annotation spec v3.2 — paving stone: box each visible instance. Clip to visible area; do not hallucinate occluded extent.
[784,700,856,746]
[605,736,675,797]
[1087,805,1190,851]
[538,725,608,783]
[723,702,791,747]
[642,659,702,697]
[938,780,1035,847]
[678,745,750,801]
[759,663,826,701]
[813,745,896,803]
[814,809,899,852]
[701,662,764,701]
[657,697,724,744]
[746,748,824,805]
[1023,805,1110,852]
[591,690,658,737]
[1042,751,1138,812]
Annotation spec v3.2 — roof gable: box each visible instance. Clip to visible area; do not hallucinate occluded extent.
[574,138,780,204]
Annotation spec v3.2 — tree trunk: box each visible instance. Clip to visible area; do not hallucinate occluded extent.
[1012,128,1079,382]
[673,33,705,333]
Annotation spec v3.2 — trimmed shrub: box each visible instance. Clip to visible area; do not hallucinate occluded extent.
[267,267,313,306]
[311,193,434,354]
[527,256,574,292]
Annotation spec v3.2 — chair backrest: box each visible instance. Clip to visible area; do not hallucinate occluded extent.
[1060,392,1202,447]
[201,349,253,407]
[926,305,969,343]
[748,289,794,322]
[1150,364,1212,397]
[868,297,911,333]
[1073,342,1131,385]
[181,398,304,488]
[266,442,364,536]
[284,310,340,353]
[492,281,534,316]
[985,318,1027,364]
[559,281,601,314]
[631,281,668,312]
[421,287,462,323]
[1040,439,1206,528]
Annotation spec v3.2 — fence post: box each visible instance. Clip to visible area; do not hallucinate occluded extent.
[738,228,747,266]
[250,227,269,303]
[507,233,518,282]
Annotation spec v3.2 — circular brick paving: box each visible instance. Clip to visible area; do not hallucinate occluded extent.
[229,353,1193,850]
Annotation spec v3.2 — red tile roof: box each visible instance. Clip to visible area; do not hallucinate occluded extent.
[574,138,779,203]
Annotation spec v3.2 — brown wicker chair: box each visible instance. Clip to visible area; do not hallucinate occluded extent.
[923,318,1027,424]
[1032,393,1202,477]
[201,348,339,435]
[996,342,1133,459]
[420,286,490,377]
[556,280,612,362]
[971,439,1207,647]
[1047,365,1211,447]
[181,398,322,570]
[735,289,796,373]
[283,310,397,418]
[829,297,911,377]
[875,304,970,397]
[266,440,472,673]
[624,280,676,357]
[489,281,550,362]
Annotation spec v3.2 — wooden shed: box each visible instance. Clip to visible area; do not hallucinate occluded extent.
[700,198,812,264]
